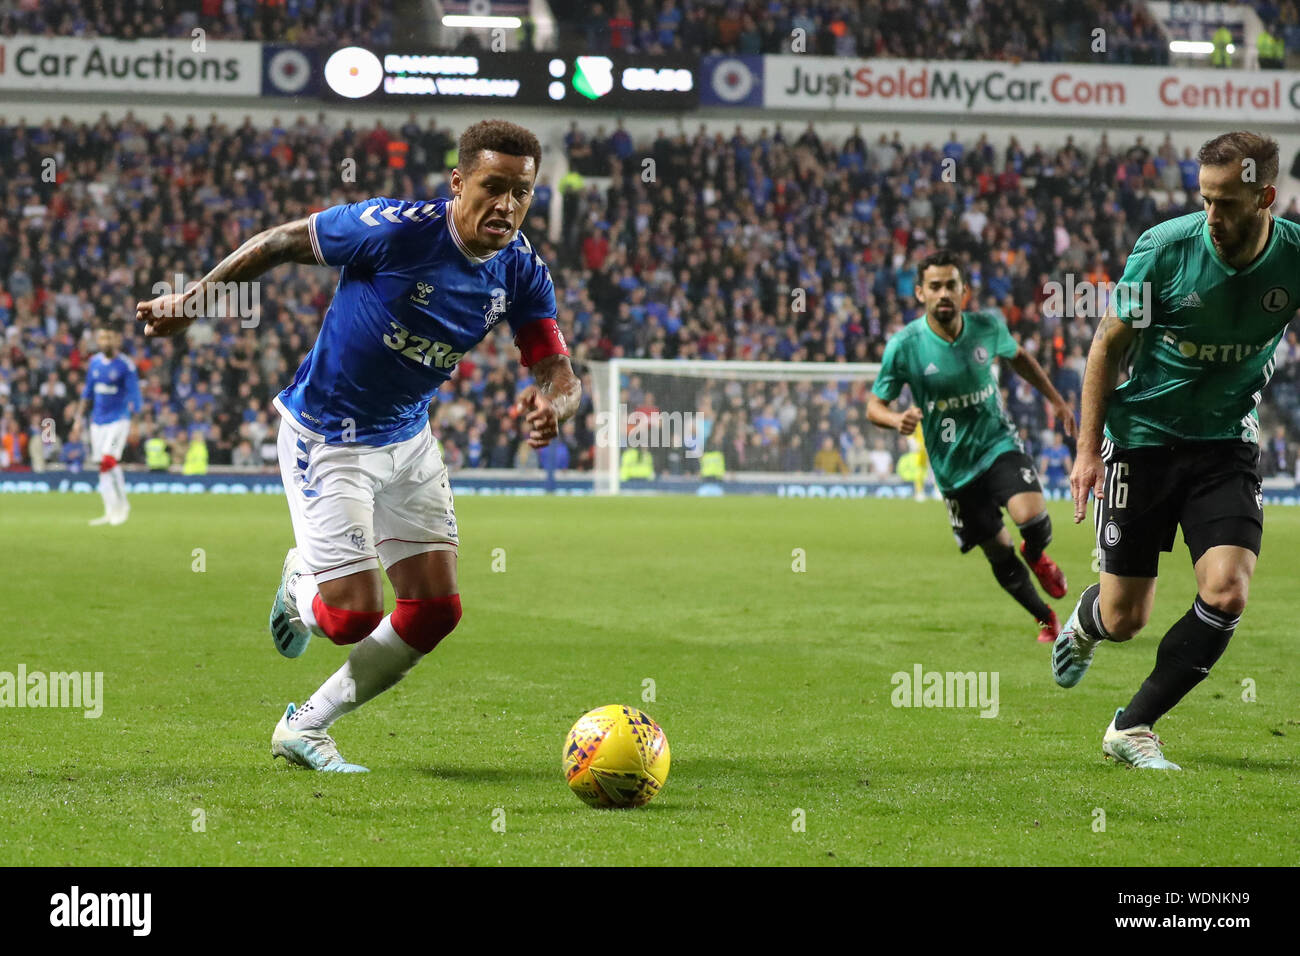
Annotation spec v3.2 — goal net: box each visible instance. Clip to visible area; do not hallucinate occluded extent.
[587,359,889,495]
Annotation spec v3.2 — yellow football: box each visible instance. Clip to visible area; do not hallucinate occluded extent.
[562,704,671,808]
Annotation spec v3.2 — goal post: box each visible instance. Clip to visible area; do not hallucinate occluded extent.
[587,359,883,495]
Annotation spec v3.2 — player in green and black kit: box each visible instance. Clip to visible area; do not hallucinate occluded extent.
[869,251,1077,643]
[1054,132,1300,769]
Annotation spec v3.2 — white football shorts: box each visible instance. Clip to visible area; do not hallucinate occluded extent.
[90,418,130,462]
[277,417,459,584]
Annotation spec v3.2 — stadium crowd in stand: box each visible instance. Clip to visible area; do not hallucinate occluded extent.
[547,0,1170,63]
[2,114,1299,481]
[559,120,1300,480]
[1,0,1187,66]
[10,0,1300,70]
[0,0,394,44]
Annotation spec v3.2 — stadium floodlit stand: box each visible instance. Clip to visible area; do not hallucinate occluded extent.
[3,113,1299,477]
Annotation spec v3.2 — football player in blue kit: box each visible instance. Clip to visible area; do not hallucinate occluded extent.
[71,322,142,526]
[136,120,581,772]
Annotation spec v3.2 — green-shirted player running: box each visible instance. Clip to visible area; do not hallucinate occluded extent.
[869,250,1077,643]
[1055,131,1300,770]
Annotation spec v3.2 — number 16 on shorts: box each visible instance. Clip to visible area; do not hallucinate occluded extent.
[1099,460,1127,550]
[1107,461,1129,511]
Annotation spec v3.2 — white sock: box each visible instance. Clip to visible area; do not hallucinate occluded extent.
[98,469,115,516]
[293,573,320,631]
[289,615,424,732]
[112,466,128,514]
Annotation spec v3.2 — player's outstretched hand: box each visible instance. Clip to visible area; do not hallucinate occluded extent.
[1053,400,1078,439]
[896,407,923,436]
[1070,449,1105,524]
[515,386,559,449]
[136,292,194,337]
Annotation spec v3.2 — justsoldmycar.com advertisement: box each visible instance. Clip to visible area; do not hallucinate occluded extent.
[320,46,697,109]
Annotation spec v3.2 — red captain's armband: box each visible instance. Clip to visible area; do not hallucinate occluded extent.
[514,318,569,368]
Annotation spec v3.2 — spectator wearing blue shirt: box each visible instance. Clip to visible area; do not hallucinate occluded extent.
[1178,148,1199,192]
[1040,433,1073,488]
[609,121,635,161]
[942,131,964,164]
[987,264,1012,302]
[894,262,917,300]
[466,428,484,469]
[537,438,570,471]
[62,437,86,472]
[752,404,781,439]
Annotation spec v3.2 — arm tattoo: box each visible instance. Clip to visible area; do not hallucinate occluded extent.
[198,219,316,288]
[531,354,582,423]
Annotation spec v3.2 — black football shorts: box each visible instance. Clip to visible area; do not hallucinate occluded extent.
[943,451,1043,553]
[1093,438,1263,578]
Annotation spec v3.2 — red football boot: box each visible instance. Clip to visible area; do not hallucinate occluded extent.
[1022,542,1068,598]
[1037,609,1061,644]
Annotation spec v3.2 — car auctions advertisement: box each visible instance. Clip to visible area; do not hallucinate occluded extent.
[0,36,263,94]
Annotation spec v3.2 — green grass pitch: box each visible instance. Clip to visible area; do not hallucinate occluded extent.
[2,493,1297,866]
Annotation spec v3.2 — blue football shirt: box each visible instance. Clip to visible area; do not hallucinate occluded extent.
[82,353,141,424]
[276,196,557,445]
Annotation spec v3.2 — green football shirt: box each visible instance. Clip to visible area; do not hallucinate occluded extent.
[872,310,1022,493]
[1107,212,1300,447]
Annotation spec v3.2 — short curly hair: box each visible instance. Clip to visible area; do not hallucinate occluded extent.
[458,119,542,178]
[1198,131,1279,186]
[917,248,964,284]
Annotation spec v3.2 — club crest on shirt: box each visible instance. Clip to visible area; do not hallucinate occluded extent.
[1261,286,1289,313]
[484,287,508,330]
[973,345,989,365]
[1021,467,1035,485]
